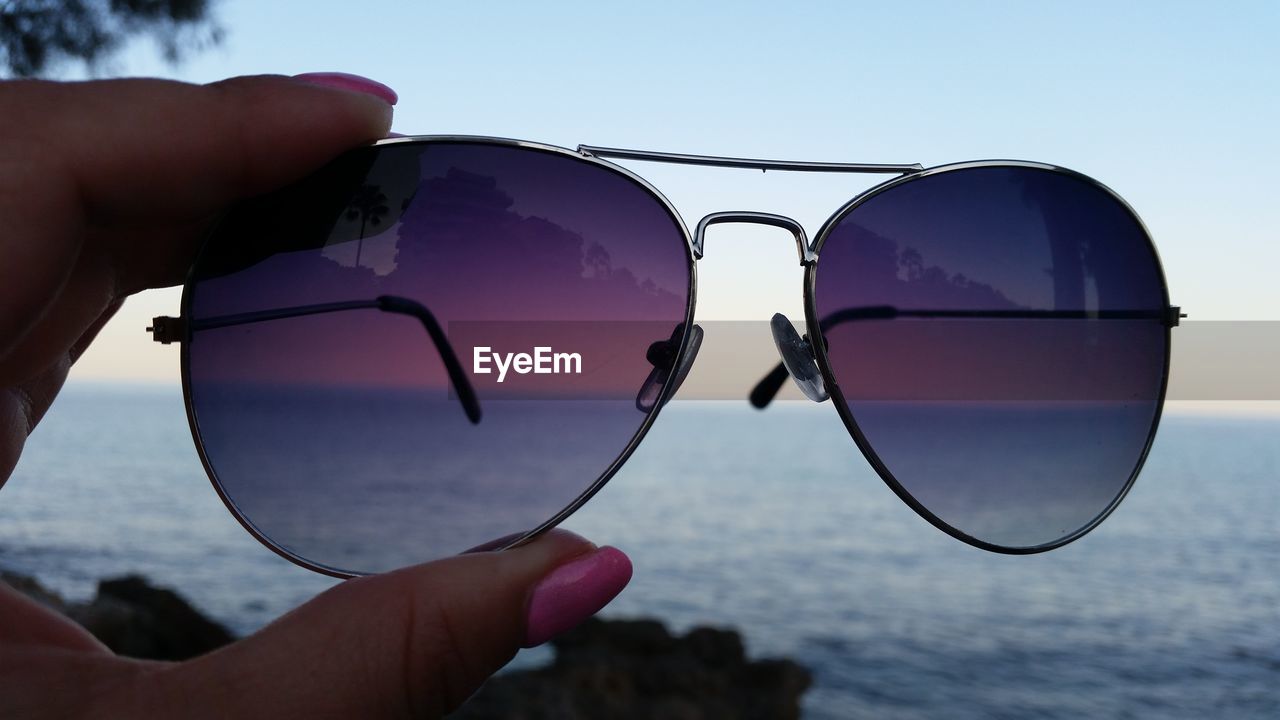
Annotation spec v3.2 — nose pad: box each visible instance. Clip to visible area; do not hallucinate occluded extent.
[636,323,704,412]
[770,313,828,403]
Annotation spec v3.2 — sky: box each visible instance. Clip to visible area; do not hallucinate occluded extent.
[40,0,1280,383]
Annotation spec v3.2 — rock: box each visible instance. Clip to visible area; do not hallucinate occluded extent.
[1,570,234,661]
[5,571,813,717]
[68,575,235,661]
[450,618,811,720]
[0,569,68,612]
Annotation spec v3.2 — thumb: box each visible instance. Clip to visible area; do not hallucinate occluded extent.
[165,530,631,719]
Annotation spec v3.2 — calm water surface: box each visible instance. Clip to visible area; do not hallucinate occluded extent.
[1,384,1276,719]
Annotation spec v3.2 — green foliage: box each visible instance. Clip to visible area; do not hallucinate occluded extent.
[0,0,220,77]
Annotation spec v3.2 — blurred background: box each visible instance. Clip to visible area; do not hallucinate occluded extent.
[2,2,1277,718]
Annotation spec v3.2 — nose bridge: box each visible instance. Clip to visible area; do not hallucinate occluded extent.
[693,211,816,265]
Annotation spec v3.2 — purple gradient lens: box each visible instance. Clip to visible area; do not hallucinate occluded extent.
[185,140,692,574]
[813,165,1168,550]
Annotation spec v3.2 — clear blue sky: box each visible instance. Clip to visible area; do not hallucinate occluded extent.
[64,0,1280,380]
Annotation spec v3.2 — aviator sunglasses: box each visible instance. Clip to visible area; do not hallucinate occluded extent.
[147,137,1181,577]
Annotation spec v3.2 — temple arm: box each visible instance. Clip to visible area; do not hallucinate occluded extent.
[748,305,1182,409]
[152,295,482,424]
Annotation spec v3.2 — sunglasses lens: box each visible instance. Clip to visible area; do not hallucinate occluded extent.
[185,141,691,574]
[813,166,1168,550]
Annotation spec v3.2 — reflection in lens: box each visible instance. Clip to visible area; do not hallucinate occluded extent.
[187,142,691,574]
[813,166,1167,549]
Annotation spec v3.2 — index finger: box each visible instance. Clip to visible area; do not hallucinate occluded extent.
[14,74,393,220]
[0,73,393,390]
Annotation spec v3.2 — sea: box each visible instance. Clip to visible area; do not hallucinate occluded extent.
[1,383,1276,719]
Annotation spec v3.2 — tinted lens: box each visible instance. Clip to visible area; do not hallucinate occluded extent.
[813,165,1168,550]
[186,141,691,574]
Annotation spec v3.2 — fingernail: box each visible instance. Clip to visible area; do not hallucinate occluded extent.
[293,72,398,105]
[523,546,632,648]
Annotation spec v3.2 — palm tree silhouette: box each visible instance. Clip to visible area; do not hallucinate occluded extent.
[344,184,390,268]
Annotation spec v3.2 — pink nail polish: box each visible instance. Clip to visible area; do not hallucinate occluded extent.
[293,72,398,105]
[523,546,632,648]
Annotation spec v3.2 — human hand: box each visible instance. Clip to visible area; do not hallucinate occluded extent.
[0,73,632,718]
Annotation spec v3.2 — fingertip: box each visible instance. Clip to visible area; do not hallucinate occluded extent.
[292,71,398,106]
[205,73,394,140]
[522,545,633,648]
[602,546,634,581]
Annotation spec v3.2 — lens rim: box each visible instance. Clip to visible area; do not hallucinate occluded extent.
[804,160,1173,554]
[178,135,698,577]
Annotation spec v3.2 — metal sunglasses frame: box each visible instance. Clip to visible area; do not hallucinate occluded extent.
[154,135,1178,576]
[802,161,1174,555]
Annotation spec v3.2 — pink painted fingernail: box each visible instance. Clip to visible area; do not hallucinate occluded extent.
[293,72,398,105]
[523,546,632,647]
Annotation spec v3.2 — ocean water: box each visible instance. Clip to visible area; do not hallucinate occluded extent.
[1,383,1277,718]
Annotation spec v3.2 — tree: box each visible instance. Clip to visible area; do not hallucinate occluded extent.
[344,184,391,268]
[0,0,220,78]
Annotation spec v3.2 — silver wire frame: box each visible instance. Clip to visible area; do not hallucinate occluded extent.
[170,135,1177,575]
[577,145,923,174]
